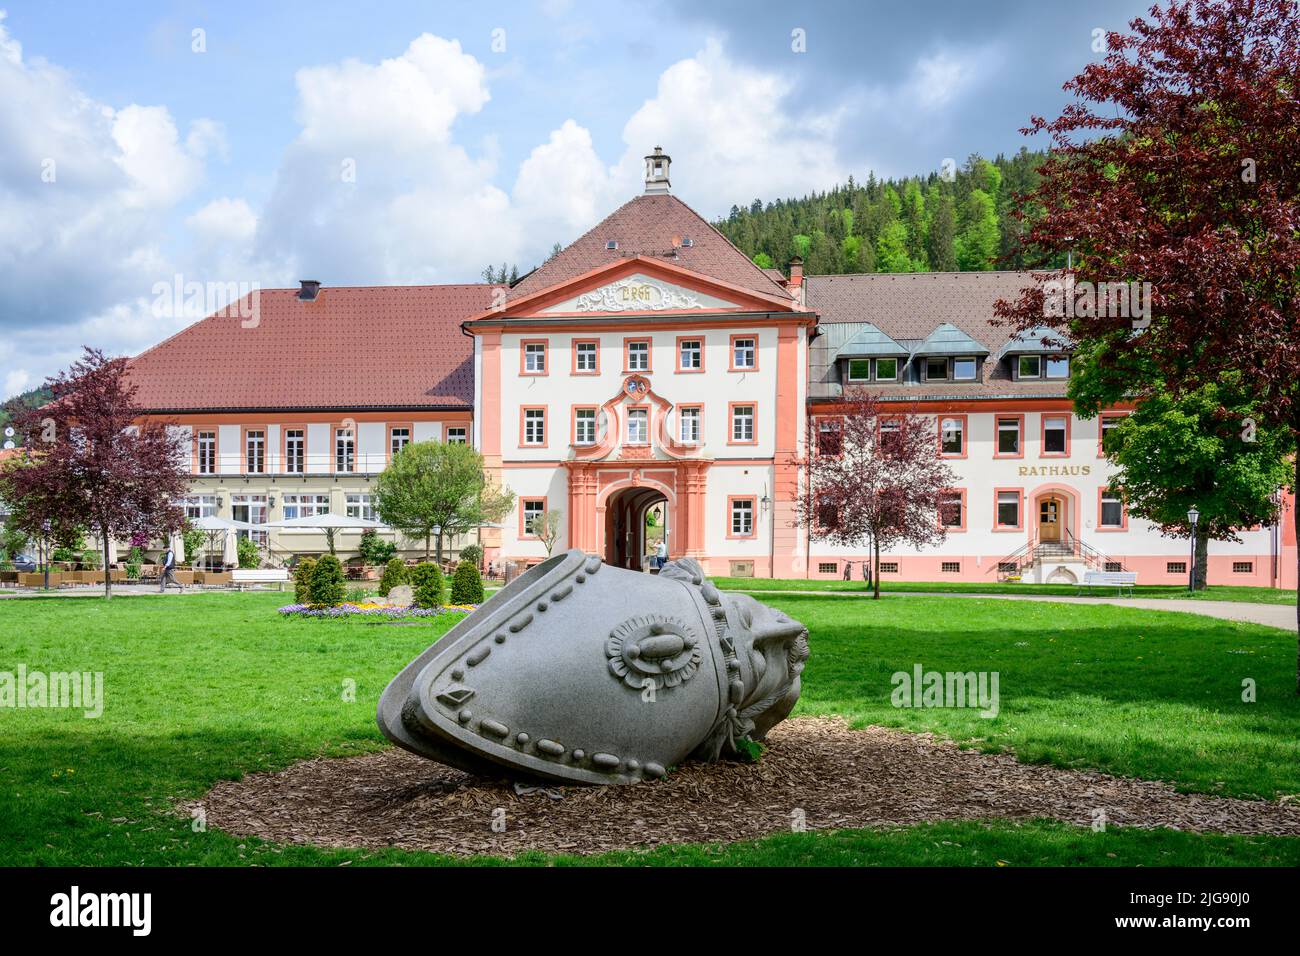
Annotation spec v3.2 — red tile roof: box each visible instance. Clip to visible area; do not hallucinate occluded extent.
[508,194,791,304]
[127,284,500,412]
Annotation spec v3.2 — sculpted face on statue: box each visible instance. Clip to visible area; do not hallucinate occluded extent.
[378,550,809,785]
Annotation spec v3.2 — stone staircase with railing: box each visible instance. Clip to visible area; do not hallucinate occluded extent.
[993,531,1126,584]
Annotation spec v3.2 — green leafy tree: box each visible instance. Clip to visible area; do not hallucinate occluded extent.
[411,561,445,608]
[378,557,408,597]
[459,543,484,568]
[310,554,346,606]
[182,526,206,567]
[449,560,485,605]
[875,221,915,273]
[375,441,515,562]
[236,537,261,570]
[1096,379,1291,590]
[954,189,1000,270]
[294,557,317,604]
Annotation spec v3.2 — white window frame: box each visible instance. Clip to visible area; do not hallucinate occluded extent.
[627,340,650,371]
[730,498,754,536]
[523,341,547,374]
[679,407,701,443]
[679,339,702,370]
[574,408,597,445]
[731,405,755,443]
[285,429,305,474]
[626,407,649,445]
[523,409,546,446]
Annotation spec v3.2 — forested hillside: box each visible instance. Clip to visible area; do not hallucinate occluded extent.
[715,148,1061,277]
[0,386,52,427]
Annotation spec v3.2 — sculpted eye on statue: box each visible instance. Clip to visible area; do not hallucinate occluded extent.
[377,550,809,785]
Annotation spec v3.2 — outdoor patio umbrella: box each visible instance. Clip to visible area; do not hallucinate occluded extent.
[261,512,387,555]
[189,515,259,568]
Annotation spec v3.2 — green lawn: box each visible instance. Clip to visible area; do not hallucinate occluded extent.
[1,591,1297,866]
[715,576,1298,605]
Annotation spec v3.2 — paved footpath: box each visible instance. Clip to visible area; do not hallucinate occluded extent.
[723,588,1298,632]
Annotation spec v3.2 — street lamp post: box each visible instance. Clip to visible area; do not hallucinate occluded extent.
[1187,505,1200,594]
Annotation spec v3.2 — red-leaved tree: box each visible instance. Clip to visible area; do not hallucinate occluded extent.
[995,0,1300,685]
[797,390,958,599]
[0,348,189,598]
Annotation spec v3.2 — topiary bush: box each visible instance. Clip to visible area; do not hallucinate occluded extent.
[411,561,444,609]
[449,559,484,605]
[458,543,483,568]
[378,557,409,597]
[310,554,346,606]
[294,557,317,604]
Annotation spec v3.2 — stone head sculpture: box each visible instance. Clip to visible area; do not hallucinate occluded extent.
[377,549,809,785]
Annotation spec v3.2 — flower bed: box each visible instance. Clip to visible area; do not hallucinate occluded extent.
[278,602,477,619]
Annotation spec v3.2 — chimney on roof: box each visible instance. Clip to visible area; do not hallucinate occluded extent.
[787,257,804,290]
[643,146,671,195]
[298,279,321,301]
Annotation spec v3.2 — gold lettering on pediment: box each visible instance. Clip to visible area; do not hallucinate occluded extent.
[620,284,654,303]
[1017,465,1092,478]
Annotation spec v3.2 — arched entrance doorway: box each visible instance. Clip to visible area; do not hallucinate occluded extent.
[604,486,669,571]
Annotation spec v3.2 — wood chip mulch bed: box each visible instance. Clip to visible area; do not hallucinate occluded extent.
[191,717,1300,857]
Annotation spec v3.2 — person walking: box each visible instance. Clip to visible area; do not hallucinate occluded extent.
[159,545,184,593]
[655,539,668,570]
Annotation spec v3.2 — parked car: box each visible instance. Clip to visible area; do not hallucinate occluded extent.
[12,552,37,572]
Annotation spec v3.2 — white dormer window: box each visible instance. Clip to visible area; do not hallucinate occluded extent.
[1018,355,1041,378]
[874,358,898,381]
[925,357,948,381]
[1045,356,1070,378]
[952,358,977,381]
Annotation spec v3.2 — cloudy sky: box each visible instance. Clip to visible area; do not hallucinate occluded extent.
[0,0,1153,398]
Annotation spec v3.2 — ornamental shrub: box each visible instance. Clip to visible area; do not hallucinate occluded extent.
[359,528,397,566]
[411,561,444,609]
[449,559,484,605]
[294,557,317,604]
[310,554,346,606]
[378,557,409,597]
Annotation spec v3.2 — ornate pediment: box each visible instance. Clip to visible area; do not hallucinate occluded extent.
[541,274,740,314]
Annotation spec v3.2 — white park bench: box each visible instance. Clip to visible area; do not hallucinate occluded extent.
[1078,570,1137,596]
[230,568,291,591]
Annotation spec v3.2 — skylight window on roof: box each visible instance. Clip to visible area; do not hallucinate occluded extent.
[606,240,619,250]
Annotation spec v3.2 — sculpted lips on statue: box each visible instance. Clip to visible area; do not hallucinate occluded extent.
[377,550,809,785]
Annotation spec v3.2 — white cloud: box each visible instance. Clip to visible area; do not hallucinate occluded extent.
[0,20,869,392]
[186,197,257,246]
[4,368,30,400]
[0,10,226,391]
[256,32,520,284]
[614,39,849,215]
[513,120,618,239]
